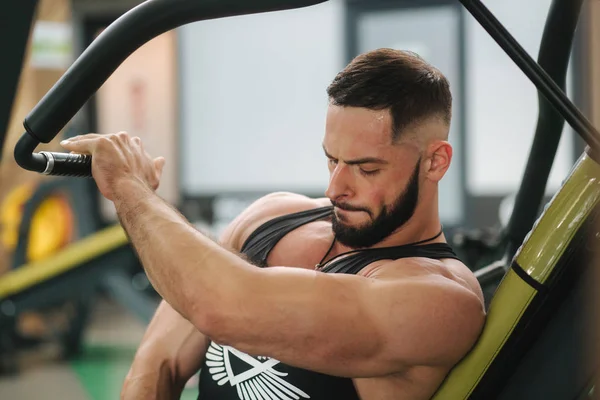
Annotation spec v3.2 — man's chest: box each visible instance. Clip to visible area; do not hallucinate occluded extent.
[263,221,335,270]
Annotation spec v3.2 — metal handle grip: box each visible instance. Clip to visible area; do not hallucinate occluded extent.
[39,151,92,178]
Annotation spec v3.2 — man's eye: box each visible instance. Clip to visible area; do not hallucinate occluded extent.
[328,158,338,165]
[360,169,380,176]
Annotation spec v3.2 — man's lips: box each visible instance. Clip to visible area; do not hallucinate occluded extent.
[333,205,368,214]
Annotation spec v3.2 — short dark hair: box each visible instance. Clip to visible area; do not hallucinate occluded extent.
[326,48,452,141]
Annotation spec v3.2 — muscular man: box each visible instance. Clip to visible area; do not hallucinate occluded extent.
[61,48,485,400]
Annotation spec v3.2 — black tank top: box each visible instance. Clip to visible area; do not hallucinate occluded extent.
[197,206,459,400]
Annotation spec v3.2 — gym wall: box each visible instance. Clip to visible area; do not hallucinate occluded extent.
[95,31,179,221]
[178,1,343,197]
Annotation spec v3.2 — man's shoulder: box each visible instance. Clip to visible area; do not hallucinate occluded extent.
[360,256,484,306]
[220,192,331,250]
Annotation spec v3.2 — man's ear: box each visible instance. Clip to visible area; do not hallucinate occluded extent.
[425,141,452,182]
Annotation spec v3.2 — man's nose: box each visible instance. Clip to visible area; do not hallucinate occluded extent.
[325,164,352,201]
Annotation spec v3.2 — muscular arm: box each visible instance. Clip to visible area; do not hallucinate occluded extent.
[115,181,485,378]
[122,192,317,399]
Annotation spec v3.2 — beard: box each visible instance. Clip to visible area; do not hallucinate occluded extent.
[331,159,421,249]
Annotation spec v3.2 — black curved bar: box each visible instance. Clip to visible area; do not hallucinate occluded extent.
[13,0,327,175]
[26,0,327,143]
[504,0,584,260]
[14,133,47,171]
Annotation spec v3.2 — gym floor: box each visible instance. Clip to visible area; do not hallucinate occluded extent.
[0,298,198,400]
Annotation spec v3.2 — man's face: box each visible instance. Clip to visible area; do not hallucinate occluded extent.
[323,105,422,248]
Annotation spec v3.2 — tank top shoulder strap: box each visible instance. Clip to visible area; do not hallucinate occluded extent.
[241,205,333,267]
[322,242,460,275]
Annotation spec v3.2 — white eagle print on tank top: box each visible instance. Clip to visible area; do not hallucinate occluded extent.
[205,341,311,400]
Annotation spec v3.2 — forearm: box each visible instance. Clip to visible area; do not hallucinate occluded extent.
[113,179,253,333]
[123,300,207,399]
[122,358,180,400]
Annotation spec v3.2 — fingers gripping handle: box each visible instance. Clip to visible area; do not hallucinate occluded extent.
[13,132,92,177]
[39,151,92,177]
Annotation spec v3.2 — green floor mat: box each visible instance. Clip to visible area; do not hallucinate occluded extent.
[71,344,198,400]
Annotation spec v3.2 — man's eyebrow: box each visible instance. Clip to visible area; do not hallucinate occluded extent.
[322,145,388,165]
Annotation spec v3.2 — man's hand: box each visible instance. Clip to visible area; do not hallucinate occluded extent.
[60,132,165,201]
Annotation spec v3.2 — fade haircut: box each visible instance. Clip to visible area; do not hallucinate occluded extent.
[326,48,452,141]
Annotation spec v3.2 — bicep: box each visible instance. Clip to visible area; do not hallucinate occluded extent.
[209,270,484,378]
[210,267,384,375]
[369,277,486,369]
